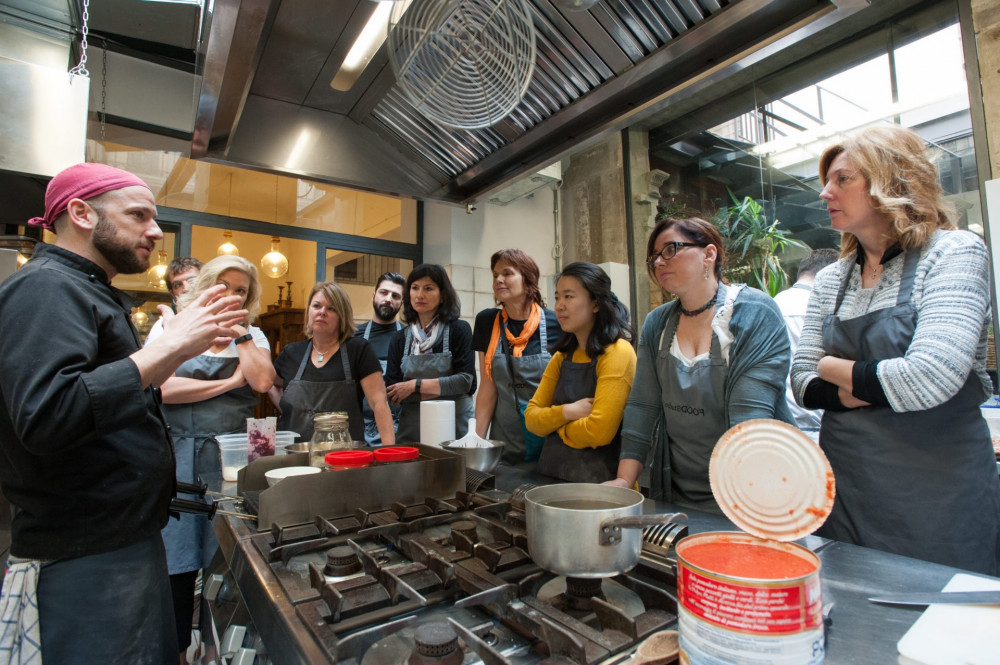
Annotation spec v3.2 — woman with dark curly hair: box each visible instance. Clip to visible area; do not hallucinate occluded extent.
[524,262,635,482]
[606,217,793,512]
[791,125,999,574]
[385,264,476,442]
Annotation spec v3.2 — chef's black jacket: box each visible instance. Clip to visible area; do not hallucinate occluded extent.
[0,244,174,560]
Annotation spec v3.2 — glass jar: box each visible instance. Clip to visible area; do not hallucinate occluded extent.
[309,412,353,467]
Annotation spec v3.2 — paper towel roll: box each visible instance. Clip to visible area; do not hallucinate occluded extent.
[420,400,455,446]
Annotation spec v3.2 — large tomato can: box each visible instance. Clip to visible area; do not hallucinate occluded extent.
[681,419,836,665]
[676,531,824,665]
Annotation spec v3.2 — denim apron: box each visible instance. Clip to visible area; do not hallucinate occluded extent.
[651,283,739,512]
[160,353,257,574]
[361,320,403,445]
[278,341,366,443]
[396,326,475,443]
[491,312,551,464]
[535,353,620,483]
[818,250,1000,574]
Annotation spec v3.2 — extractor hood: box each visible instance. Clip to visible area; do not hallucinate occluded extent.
[0,0,873,206]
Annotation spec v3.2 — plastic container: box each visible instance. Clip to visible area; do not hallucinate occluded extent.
[324,450,374,471]
[373,446,419,464]
[275,431,300,454]
[264,466,321,486]
[217,435,249,482]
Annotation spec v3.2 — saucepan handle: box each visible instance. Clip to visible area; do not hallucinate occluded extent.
[599,513,687,546]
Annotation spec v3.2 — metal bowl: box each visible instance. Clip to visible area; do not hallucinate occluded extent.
[441,440,504,473]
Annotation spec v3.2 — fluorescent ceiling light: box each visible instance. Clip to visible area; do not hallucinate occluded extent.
[330,0,409,92]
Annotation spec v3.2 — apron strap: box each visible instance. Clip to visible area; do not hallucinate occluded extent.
[340,344,352,381]
[834,249,921,313]
[442,323,451,352]
[293,341,313,381]
[402,328,413,358]
[363,320,372,340]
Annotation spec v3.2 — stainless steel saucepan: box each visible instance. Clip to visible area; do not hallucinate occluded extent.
[524,484,686,578]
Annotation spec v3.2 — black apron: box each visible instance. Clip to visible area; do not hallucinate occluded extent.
[491,312,551,464]
[396,326,475,443]
[278,341,365,443]
[819,249,1000,575]
[535,352,620,483]
[161,353,258,574]
[361,320,402,445]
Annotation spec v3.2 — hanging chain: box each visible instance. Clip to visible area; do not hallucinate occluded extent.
[68,0,91,78]
[100,41,108,142]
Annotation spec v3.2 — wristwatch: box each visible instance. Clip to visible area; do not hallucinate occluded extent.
[415,378,422,394]
[234,333,253,345]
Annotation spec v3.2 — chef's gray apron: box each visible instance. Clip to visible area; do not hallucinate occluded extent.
[278,341,366,443]
[654,285,737,513]
[361,320,403,445]
[819,250,1000,575]
[161,354,258,574]
[491,312,551,464]
[535,353,620,483]
[396,326,475,443]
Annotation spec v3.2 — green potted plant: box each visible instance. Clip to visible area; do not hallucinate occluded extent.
[713,191,807,296]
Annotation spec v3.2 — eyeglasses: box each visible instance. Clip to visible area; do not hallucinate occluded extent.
[647,242,707,266]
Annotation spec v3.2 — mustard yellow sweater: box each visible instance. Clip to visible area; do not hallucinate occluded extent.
[524,338,636,449]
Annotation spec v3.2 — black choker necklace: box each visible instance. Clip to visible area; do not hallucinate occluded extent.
[678,289,718,317]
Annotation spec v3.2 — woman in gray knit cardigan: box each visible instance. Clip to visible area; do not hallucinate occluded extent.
[790,125,999,575]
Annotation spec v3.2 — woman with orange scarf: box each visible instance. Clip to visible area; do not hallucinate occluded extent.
[472,249,561,464]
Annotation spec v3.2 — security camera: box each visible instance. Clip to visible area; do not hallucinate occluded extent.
[466,203,478,214]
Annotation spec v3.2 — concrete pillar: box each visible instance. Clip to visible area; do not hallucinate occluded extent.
[972,0,1000,177]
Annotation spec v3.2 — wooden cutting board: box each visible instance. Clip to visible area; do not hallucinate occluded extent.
[896,572,1000,665]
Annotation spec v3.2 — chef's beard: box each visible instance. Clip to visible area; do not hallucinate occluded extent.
[92,208,151,274]
[374,302,400,321]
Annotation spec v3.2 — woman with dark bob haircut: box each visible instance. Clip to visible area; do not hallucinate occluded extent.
[472,249,561,464]
[791,125,999,574]
[605,217,793,512]
[524,262,636,482]
[385,264,476,442]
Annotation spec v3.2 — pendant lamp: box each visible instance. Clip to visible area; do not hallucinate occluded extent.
[147,249,169,289]
[218,230,240,256]
[261,236,289,278]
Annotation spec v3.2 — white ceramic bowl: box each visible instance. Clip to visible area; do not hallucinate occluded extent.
[264,466,321,487]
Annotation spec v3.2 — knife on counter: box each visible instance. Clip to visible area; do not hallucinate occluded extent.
[868,590,1000,606]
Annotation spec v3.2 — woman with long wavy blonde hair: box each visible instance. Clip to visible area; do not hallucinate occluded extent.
[790,125,999,575]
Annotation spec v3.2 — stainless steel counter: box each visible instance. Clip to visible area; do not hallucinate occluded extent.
[211,461,999,664]
[493,462,999,665]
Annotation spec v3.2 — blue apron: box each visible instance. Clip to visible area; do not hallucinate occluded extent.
[361,320,403,445]
[160,353,258,574]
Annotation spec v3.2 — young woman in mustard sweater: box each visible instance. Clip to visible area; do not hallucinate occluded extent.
[524,262,635,482]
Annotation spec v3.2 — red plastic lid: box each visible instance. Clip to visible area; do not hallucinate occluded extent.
[373,446,419,462]
[324,450,374,468]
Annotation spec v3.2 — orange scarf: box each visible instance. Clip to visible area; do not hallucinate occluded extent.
[484,303,541,381]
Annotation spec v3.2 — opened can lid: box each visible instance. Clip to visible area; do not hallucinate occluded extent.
[709,418,835,542]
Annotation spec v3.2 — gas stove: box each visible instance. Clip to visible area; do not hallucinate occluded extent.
[209,450,686,665]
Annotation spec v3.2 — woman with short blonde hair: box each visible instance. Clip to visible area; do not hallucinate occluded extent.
[791,124,999,575]
[270,281,394,445]
[177,255,263,323]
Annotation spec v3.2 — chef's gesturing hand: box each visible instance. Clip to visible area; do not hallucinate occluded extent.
[133,284,249,388]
